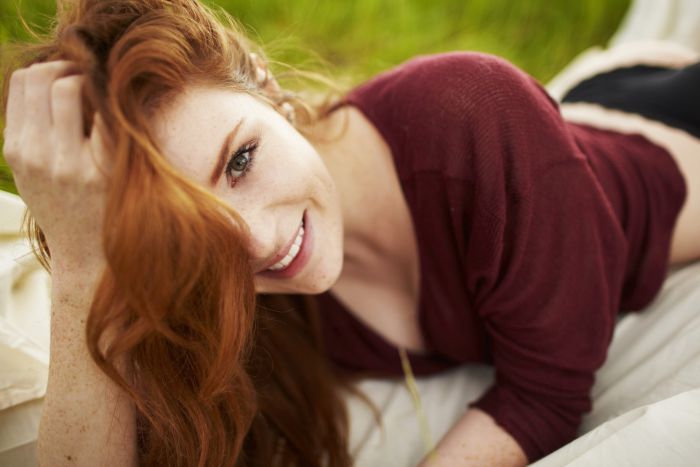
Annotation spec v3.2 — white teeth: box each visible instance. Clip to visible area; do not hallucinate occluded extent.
[267,222,305,271]
[288,243,300,258]
[293,227,304,246]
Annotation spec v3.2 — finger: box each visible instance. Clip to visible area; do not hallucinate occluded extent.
[2,68,27,163]
[51,75,85,159]
[88,113,112,179]
[22,61,81,152]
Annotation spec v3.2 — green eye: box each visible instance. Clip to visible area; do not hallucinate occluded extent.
[224,142,258,186]
[231,153,249,173]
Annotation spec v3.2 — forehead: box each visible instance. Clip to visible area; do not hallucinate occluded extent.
[151,86,268,183]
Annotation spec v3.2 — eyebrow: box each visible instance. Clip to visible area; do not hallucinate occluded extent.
[209,118,246,186]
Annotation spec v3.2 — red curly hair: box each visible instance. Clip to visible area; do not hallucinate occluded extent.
[2,0,361,465]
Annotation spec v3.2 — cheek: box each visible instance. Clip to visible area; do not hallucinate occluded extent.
[258,136,318,186]
[312,189,345,289]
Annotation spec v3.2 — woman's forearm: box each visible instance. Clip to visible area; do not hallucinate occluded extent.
[37,260,138,467]
[418,408,528,467]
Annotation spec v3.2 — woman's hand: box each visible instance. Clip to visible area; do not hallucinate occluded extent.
[3,60,110,270]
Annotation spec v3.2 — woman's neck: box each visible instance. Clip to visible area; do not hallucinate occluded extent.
[308,105,418,294]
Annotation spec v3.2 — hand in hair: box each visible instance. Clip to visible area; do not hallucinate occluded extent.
[3,60,110,270]
[4,60,139,467]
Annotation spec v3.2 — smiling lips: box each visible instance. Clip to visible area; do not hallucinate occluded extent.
[267,220,305,271]
[257,210,313,280]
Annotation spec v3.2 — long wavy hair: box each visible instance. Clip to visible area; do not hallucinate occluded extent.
[1,0,363,465]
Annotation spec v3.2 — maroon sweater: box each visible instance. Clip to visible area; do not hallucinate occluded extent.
[314,52,687,461]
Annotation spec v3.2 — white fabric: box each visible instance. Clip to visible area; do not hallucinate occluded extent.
[0,191,51,466]
[0,399,42,467]
[533,387,700,467]
[609,0,700,53]
[0,191,50,408]
[346,260,700,466]
[531,259,700,466]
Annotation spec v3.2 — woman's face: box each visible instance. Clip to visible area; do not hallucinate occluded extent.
[151,85,344,295]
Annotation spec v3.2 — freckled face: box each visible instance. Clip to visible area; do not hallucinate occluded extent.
[150,86,344,294]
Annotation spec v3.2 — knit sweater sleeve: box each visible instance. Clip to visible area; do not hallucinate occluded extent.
[468,159,627,463]
[390,52,630,461]
[467,56,629,461]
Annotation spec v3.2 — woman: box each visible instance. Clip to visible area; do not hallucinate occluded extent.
[2,0,699,466]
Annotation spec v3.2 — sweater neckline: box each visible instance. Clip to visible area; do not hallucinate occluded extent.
[318,98,437,361]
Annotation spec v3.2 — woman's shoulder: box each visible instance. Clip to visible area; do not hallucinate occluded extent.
[341,51,562,150]
[356,51,526,90]
[336,51,568,181]
[392,50,526,82]
[347,51,553,115]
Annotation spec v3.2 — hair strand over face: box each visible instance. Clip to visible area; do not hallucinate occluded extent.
[2,1,364,465]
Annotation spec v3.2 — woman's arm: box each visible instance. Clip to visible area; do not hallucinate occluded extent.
[38,259,138,467]
[2,61,137,466]
[418,408,527,467]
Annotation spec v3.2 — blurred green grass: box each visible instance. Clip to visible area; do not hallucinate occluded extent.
[0,0,630,195]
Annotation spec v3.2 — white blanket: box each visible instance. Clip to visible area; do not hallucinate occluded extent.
[0,191,50,466]
[344,3,700,462]
[345,260,700,466]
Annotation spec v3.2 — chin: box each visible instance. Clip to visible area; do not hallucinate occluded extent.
[253,254,342,296]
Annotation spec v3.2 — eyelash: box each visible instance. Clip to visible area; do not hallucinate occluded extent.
[224,140,258,188]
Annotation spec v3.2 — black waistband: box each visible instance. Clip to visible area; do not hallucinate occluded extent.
[561,63,700,139]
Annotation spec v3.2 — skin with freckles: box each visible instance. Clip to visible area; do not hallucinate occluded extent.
[151,86,347,296]
[151,81,433,353]
[150,82,425,312]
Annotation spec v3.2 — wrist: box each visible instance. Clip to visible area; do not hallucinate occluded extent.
[50,249,105,276]
[50,254,106,304]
